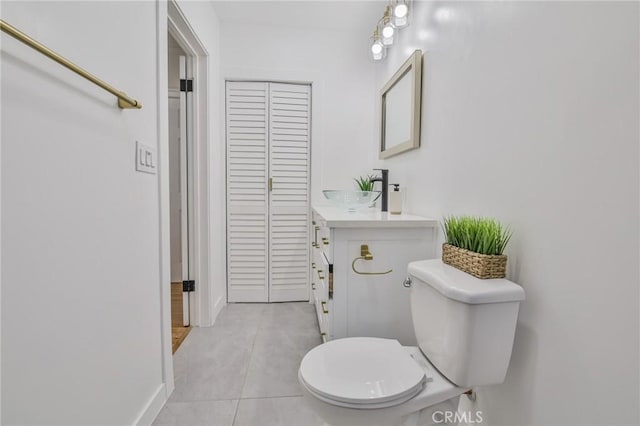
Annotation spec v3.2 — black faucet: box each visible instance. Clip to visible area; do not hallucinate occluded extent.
[371,169,389,212]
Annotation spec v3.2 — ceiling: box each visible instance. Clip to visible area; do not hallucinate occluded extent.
[211,1,387,34]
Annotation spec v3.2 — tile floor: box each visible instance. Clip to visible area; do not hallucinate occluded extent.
[153,302,325,426]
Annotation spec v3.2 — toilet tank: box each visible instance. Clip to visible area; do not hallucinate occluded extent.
[408,259,525,388]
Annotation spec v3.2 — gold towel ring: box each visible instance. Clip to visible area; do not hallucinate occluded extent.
[351,245,393,276]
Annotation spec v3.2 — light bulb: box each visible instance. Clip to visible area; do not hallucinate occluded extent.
[382,24,394,39]
[371,43,383,55]
[393,1,409,28]
[394,4,408,18]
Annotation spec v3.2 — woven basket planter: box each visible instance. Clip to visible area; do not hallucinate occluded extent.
[442,243,507,279]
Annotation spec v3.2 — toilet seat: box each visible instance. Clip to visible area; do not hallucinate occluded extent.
[298,337,427,409]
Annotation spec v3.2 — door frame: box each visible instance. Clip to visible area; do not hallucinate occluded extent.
[157,0,211,399]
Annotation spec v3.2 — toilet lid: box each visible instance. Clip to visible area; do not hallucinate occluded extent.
[299,337,426,406]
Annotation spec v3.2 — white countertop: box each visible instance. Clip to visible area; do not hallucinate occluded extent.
[312,205,438,228]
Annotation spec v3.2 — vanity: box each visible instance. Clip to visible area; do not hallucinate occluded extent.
[310,205,437,346]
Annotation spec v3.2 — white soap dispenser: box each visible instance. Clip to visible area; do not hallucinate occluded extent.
[389,184,402,214]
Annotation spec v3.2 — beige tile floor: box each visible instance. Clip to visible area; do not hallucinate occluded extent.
[153,302,325,426]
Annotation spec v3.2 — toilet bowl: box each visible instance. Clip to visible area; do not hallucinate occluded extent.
[299,259,525,426]
[298,337,467,426]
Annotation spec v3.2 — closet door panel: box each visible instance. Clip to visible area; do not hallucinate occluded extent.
[269,83,311,302]
[227,82,269,302]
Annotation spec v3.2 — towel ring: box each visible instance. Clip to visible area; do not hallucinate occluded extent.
[351,244,393,276]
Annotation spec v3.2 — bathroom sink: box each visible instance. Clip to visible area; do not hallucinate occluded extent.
[322,190,382,211]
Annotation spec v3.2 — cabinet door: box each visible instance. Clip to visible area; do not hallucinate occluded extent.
[268,83,311,302]
[226,82,269,302]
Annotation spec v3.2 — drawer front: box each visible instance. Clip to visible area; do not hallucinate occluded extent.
[318,227,330,254]
[312,291,329,338]
[310,210,332,341]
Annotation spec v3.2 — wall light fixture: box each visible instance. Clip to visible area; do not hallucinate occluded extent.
[369,1,411,61]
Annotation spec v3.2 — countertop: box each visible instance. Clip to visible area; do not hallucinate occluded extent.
[312,205,438,229]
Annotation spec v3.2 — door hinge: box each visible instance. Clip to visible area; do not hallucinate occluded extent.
[183,280,195,292]
[180,79,193,92]
[268,177,273,192]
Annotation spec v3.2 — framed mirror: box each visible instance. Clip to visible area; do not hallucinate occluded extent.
[379,49,423,159]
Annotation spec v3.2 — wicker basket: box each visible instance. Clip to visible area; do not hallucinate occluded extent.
[442,243,507,279]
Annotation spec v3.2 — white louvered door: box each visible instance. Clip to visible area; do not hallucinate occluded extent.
[226,81,311,303]
[268,83,311,302]
[226,82,270,302]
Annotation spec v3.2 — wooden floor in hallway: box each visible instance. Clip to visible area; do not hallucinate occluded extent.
[171,282,191,353]
[153,302,324,426]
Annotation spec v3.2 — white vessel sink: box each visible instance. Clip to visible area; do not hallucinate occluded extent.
[322,190,381,211]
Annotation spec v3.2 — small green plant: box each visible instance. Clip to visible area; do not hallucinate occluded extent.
[443,215,512,255]
[353,175,375,191]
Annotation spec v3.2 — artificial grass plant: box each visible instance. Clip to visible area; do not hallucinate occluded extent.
[443,215,512,256]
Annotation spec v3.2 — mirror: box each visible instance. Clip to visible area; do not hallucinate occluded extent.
[379,50,422,159]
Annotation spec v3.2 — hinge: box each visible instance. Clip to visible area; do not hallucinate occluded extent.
[268,177,273,192]
[183,280,195,292]
[180,79,193,92]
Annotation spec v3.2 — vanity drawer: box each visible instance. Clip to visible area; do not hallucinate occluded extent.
[312,286,330,340]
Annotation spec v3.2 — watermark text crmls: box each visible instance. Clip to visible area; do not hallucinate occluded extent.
[432,410,484,424]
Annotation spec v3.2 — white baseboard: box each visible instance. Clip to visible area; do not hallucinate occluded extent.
[134,383,167,426]
[211,295,226,325]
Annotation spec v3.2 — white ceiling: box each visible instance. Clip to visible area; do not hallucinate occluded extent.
[211,1,387,34]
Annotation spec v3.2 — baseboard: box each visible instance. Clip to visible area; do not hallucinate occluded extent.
[133,383,167,426]
[211,295,226,325]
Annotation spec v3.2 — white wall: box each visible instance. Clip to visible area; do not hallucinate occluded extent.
[373,1,639,425]
[168,34,184,92]
[219,21,377,207]
[1,1,164,424]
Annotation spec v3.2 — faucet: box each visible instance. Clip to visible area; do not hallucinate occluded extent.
[371,168,389,212]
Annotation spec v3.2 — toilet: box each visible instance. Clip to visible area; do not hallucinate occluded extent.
[298,259,525,426]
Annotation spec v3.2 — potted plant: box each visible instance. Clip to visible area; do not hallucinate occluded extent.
[442,215,513,279]
[353,175,375,191]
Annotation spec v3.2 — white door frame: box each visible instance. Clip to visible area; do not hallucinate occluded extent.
[157,0,211,399]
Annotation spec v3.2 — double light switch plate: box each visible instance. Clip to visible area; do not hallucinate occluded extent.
[136,140,157,174]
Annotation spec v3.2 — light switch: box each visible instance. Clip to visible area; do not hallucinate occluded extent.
[136,141,157,174]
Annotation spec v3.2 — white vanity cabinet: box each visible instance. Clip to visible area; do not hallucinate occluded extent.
[310,206,438,346]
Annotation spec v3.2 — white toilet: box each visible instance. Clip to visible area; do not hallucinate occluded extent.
[298,259,525,426]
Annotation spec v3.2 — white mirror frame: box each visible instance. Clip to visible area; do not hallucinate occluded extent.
[379,49,423,160]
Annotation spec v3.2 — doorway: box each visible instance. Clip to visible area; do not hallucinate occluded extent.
[168,33,195,353]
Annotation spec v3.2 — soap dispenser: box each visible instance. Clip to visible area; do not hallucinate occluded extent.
[389,184,402,214]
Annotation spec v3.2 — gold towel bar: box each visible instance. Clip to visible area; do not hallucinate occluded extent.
[351,244,393,276]
[0,19,142,109]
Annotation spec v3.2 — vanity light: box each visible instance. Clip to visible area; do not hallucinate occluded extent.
[381,6,395,46]
[370,28,386,61]
[368,1,411,61]
[393,0,409,28]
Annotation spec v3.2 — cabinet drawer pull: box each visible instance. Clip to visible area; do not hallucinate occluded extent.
[321,301,329,314]
[322,237,329,245]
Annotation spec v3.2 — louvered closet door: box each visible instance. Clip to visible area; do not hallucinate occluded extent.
[269,83,311,302]
[226,82,269,302]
